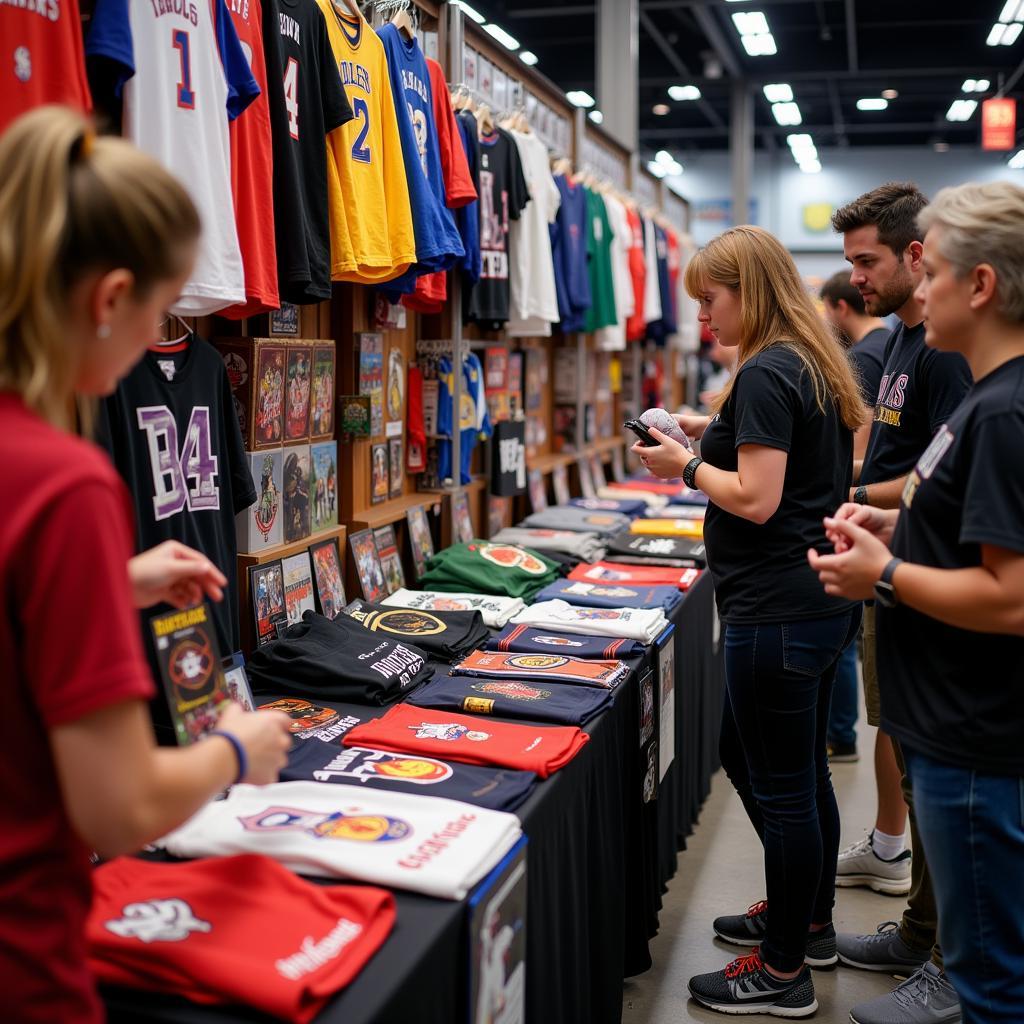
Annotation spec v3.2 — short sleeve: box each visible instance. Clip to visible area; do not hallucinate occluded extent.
[731,360,799,452]
[17,478,155,729]
[215,0,260,120]
[85,0,135,94]
[960,412,1024,554]
[851,346,884,408]
[507,138,530,221]
[922,349,971,433]
[317,11,352,132]
[428,59,476,208]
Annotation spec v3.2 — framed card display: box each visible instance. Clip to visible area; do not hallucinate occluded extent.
[389,437,404,498]
[488,496,510,538]
[309,539,346,619]
[310,441,338,533]
[373,525,406,595]
[236,449,283,552]
[340,395,371,437]
[216,338,285,449]
[310,343,336,440]
[270,302,299,336]
[507,351,523,418]
[386,346,404,422]
[357,332,385,437]
[552,463,571,506]
[221,653,255,712]
[371,442,390,504]
[589,453,607,489]
[451,490,474,544]
[281,551,316,625]
[527,469,547,513]
[248,561,287,648]
[350,529,387,602]
[284,343,312,443]
[406,504,435,579]
[282,445,311,543]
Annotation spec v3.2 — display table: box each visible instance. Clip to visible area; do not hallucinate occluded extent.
[102,573,723,1024]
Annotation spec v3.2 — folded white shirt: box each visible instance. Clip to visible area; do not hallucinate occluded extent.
[511,599,669,643]
[382,589,526,628]
[160,781,522,901]
[597,486,669,509]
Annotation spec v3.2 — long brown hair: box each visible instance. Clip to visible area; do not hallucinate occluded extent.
[684,225,864,430]
[0,106,200,429]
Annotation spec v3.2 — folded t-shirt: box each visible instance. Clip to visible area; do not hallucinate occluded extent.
[643,504,706,520]
[492,527,605,562]
[488,623,643,659]
[605,534,708,568]
[451,648,628,689]
[617,478,688,496]
[630,518,704,538]
[382,589,526,628]
[341,601,489,660]
[569,496,648,517]
[511,599,668,643]
[521,507,631,537]
[535,578,683,613]
[597,486,668,509]
[668,487,709,507]
[417,541,560,601]
[569,562,703,591]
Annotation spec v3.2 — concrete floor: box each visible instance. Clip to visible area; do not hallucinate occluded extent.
[623,715,911,1023]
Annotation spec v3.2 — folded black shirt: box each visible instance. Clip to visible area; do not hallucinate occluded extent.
[604,534,708,568]
[341,601,489,661]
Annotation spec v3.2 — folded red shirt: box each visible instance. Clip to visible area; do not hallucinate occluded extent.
[569,561,702,591]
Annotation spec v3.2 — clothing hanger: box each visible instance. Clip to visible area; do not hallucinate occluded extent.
[154,313,193,347]
[330,0,363,21]
[390,2,415,40]
[475,103,495,136]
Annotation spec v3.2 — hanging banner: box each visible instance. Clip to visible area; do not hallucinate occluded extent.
[982,98,1016,151]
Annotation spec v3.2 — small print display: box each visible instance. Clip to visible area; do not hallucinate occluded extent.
[357,332,385,437]
[406,504,435,580]
[386,346,404,422]
[310,539,346,619]
[389,437,404,498]
[248,561,287,648]
[284,344,312,442]
[484,346,510,423]
[270,302,299,336]
[373,525,406,596]
[237,449,283,552]
[350,529,388,602]
[282,445,311,543]
[310,343,336,440]
[452,490,474,545]
[527,470,547,513]
[488,496,509,538]
[310,441,338,533]
[371,442,390,504]
[222,653,255,712]
[281,551,316,625]
[340,395,371,438]
[552,463,571,506]
[150,603,230,745]
[507,351,524,418]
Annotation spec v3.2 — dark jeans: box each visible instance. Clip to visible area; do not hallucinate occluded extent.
[904,748,1024,1024]
[719,607,862,973]
[826,637,859,747]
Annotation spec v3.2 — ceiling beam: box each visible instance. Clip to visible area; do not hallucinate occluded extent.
[639,66,1013,87]
[505,4,592,16]
[845,0,858,72]
[639,120,980,139]
[827,78,847,145]
[689,3,743,79]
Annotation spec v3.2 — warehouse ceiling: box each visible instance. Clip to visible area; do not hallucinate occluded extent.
[472,0,1024,157]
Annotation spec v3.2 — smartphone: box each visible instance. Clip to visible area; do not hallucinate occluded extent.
[623,418,659,447]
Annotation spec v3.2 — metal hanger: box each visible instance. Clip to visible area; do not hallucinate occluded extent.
[155,313,193,347]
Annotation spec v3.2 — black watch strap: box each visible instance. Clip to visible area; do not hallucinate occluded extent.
[880,557,903,587]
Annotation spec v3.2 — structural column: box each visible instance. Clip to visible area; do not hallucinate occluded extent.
[596,0,638,151]
[730,81,754,226]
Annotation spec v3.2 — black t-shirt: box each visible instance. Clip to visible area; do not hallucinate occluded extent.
[342,601,490,661]
[699,345,856,623]
[467,127,529,329]
[860,321,971,486]
[850,326,891,407]
[879,355,1024,775]
[99,338,256,655]
[268,0,352,303]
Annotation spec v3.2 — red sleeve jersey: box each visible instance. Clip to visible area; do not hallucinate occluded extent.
[0,394,155,1024]
[426,57,476,209]
[625,206,647,342]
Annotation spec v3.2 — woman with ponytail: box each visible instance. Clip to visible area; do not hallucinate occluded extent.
[634,226,863,1017]
[0,107,291,1023]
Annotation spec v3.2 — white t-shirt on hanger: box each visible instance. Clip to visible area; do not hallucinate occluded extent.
[642,215,663,326]
[595,194,635,351]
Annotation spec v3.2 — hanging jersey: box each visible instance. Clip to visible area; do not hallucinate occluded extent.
[221,0,278,318]
[625,206,647,341]
[317,4,415,283]
[435,353,493,485]
[455,109,482,283]
[451,649,628,690]
[536,578,683,614]
[583,188,617,333]
[596,193,634,351]
[87,0,259,315]
[0,0,91,133]
[382,589,526,629]
[641,216,663,326]
[427,58,476,207]
[488,623,643,660]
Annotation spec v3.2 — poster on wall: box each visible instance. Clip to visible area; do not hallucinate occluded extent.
[357,332,385,436]
[281,552,316,626]
[370,443,390,504]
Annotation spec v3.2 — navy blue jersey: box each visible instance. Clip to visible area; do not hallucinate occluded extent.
[282,736,536,811]
[551,175,591,332]
[569,496,647,518]
[535,578,682,613]
[488,624,642,660]
[408,672,612,726]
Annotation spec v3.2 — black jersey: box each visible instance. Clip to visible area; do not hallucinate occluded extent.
[342,601,489,661]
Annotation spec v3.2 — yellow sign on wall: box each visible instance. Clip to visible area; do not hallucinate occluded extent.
[803,203,834,233]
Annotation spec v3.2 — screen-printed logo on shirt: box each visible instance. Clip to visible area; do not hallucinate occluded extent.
[471,681,552,701]
[533,636,584,648]
[313,748,454,785]
[507,655,568,670]
[409,722,490,742]
[370,609,447,637]
[259,698,341,736]
[238,807,411,842]
[476,544,547,575]
[902,425,955,510]
[105,899,212,944]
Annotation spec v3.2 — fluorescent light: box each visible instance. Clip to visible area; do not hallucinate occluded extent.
[763,83,793,103]
[771,102,802,125]
[455,1,486,25]
[588,109,603,124]
[654,152,683,175]
[1005,22,1023,42]
[732,11,769,35]
[1009,149,1024,168]
[647,161,667,179]
[976,78,990,90]
[881,88,899,99]
[857,98,889,111]
[741,32,777,55]
[652,103,670,116]
[799,158,822,173]
[567,90,596,108]
[946,99,978,121]
[519,50,538,66]
[482,22,520,51]
[999,0,1022,22]
[787,134,816,157]
[989,23,1008,45]
[668,85,702,101]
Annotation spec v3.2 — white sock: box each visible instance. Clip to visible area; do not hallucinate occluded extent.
[871,828,906,861]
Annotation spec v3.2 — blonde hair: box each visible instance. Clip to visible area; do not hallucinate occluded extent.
[684,225,864,430]
[918,181,1024,324]
[0,106,200,429]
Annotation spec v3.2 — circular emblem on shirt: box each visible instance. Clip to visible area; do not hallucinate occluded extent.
[507,655,568,670]
[370,755,452,783]
[477,544,547,575]
[259,698,340,735]
[472,681,551,701]
[314,814,411,842]
[372,609,446,636]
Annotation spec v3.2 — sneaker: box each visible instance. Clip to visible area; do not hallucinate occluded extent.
[849,963,962,1024]
[689,950,818,1018]
[827,739,860,763]
[837,921,931,973]
[836,832,912,895]
[713,900,838,967]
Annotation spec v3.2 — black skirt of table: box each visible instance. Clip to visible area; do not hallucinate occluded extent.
[102,573,724,1024]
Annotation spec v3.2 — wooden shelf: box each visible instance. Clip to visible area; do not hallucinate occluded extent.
[527,451,574,475]
[588,437,626,456]
[349,491,445,531]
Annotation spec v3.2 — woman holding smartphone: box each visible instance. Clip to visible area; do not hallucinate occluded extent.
[634,225,863,1017]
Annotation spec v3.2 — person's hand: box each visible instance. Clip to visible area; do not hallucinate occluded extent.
[215,703,292,785]
[128,541,228,609]
[808,516,892,600]
[674,412,711,440]
[827,503,897,552]
[631,427,693,480]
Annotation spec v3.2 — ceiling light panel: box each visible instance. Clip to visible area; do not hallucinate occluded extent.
[763,83,793,103]
[856,98,888,110]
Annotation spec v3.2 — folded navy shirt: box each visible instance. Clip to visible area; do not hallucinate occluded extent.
[534,578,683,613]
[487,623,644,659]
[568,496,648,518]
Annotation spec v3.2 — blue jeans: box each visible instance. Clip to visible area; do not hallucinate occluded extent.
[904,748,1024,1024]
[827,638,859,747]
[718,607,861,972]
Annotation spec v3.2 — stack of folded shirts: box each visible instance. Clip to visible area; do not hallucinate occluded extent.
[605,533,708,568]
[88,855,394,1023]
[451,649,628,689]
[418,541,560,602]
[597,485,668,509]
[644,504,706,521]
[161,781,522,901]
[511,599,669,643]
[535,578,682,614]
[342,704,589,779]
[630,518,704,539]
[488,623,644,659]
[247,613,433,704]
[382,589,526,628]
[521,506,631,538]
[569,496,648,518]
[668,487,709,507]
[618,477,688,496]
[342,601,489,660]
[569,561,703,592]
[282,737,537,812]
[492,526,606,563]
[408,672,613,726]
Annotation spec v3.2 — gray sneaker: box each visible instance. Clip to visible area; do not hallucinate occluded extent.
[836,831,912,895]
[837,921,931,972]
[849,963,962,1024]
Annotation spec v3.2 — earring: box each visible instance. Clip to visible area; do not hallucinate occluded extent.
[96,324,111,339]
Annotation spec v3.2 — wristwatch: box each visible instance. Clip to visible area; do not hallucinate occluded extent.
[854,485,869,505]
[873,557,904,609]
